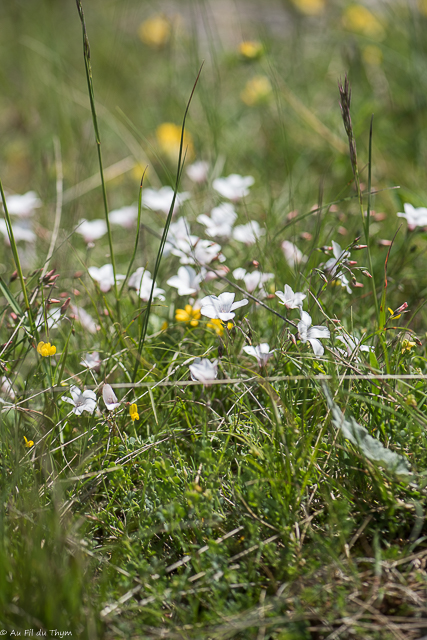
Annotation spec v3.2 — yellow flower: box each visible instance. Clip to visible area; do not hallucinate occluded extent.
[175,305,201,327]
[241,76,272,106]
[24,436,34,448]
[388,307,401,320]
[37,341,56,357]
[238,41,264,59]
[156,122,194,163]
[291,0,325,16]
[129,403,139,421]
[401,339,416,355]
[207,318,233,335]
[161,320,168,331]
[362,45,383,66]
[138,15,171,48]
[343,5,385,40]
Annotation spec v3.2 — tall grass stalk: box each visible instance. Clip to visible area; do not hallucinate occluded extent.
[132,64,203,381]
[75,0,118,303]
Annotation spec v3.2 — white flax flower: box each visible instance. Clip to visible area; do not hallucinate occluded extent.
[102,384,120,411]
[128,268,165,301]
[167,266,204,296]
[186,161,209,183]
[397,203,427,230]
[75,219,108,243]
[213,174,254,201]
[243,343,275,367]
[88,264,125,293]
[298,309,330,356]
[141,186,190,214]
[61,385,97,415]
[232,268,273,296]
[189,358,218,386]
[109,205,138,229]
[197,203,237,238]
[200,292,248,322]
[282,240,307,268]
[2,191,41,218]
[232,220,265,244]
[275,284,306,309]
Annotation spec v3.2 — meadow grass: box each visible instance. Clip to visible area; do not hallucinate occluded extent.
[1,1,427,638]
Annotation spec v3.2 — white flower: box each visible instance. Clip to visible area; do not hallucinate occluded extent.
[233,268,273,296]
[0,220,36,244]
[61,385,97,415]
[1,376,15,401]
[213,174,254,201]
[80,351,101,370]
[336,334,373,359]
[171,237,225,266]
[186,161,209,183]
[197,203,237,238]
[109,205,138,229]
[70,305,99,334]
[2,191,41,218]
[297,309,330,357]
[35,308,62,331]
[141,186,190,214]
[75,219,108,243]
[200,292,248,322]
[232,220,265,244]
[88,264,126,293]
[102,383,120,411]
[281,240,307,268]
[189,358,218,386]
[167,266,204,296]
[164,217,194,256]
[324,241,352,293]
[275,284,306,309]
[243,343,275,367]
[397,203,427,230]
[128,268,165,301]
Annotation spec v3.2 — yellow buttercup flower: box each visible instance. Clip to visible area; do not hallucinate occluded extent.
[129,403,139,421]
[24,436,34,448]
[291,0,325,16]
[138,15,171,48]
[343,5,385,40]
[156,122,194,163]
[239,41,264,59]
[241,76,272,106]
[37,341,56,357]
[175,305,201,327]
[207,318,233,336]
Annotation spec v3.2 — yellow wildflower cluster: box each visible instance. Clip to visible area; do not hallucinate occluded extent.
[138,15,171,48]
[343,5,385,40]
[175,305,201,327]
[291,0,325,16]
[37,341,56,357]
[238,41,264,60]
[129,403,139,421]
[156,123,194,163]
[207,318,234,336]
[401,339,416,355]
[241,76,272,106]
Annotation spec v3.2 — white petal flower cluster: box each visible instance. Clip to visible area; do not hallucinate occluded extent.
[275,284,306,309]
[75,219,108,244]
[2,191,41,218]
[213,174,254,201]
[197,203,237,238]
[282,240,307,268]
[189,358,218,386]
[88,264,126,293]
[233,268,273,296]
[61,386,97,415]
[171,237,225,266]
[298,309,330,356]
[200,292,248,322]
[232,220,265,245]
[109,205,138,229]
[167,266,205,296]
[397,203,427,230]
[128,268,165,301]
[141,186,190,214]
[0,220,36,244]
[243,343,275,367]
